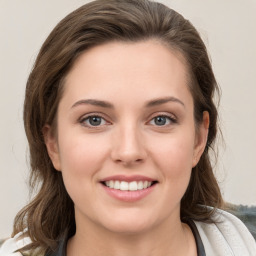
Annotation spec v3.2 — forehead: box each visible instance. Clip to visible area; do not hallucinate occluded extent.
[62,40,192,107]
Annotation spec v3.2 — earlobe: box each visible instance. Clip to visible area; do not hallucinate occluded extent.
[192,111,209,167]
[42,125,61,171]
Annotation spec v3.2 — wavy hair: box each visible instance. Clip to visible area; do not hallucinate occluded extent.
[13,0,223,254]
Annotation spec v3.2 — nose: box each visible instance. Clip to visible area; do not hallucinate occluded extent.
[111,124,147,166]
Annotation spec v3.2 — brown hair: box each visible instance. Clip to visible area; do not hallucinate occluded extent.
[13,0,223,254]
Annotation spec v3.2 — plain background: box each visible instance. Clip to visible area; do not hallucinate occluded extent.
[0,0,255,238]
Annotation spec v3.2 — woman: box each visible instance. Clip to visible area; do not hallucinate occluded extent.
[0,0,255,255]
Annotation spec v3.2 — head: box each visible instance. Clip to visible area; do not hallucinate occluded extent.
[15,0,223,253]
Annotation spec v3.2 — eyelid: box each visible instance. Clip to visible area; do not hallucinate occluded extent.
[79,112,111,127]
[147,112,178,126]
[148,112,177,121]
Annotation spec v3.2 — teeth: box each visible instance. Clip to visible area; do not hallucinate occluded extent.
[114,180,120,189]
[104,180,154,191]
[109,180,114,188]
[138,181,144,190]
[129,181,137,191]
[120,181,129,191]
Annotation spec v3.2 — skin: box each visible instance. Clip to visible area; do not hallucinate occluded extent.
[44,40,209,256]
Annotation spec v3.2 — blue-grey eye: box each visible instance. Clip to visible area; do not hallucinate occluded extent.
[150,116,172,126]
[83,116,106,126]
[155,116,167,126]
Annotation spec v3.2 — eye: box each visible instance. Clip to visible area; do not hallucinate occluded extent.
[80,115,107,127]
[149,115,176,126]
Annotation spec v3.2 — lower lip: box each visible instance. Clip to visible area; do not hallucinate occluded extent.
[101,183,156,202]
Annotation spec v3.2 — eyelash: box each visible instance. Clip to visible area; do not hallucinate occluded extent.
[79,113,110,128]
[148,114,177,127]
[79,113,177,128]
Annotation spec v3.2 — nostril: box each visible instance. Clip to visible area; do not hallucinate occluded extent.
[121,158,145,166]
[110,138,147,165]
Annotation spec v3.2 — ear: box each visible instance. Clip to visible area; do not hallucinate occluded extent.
[192,111,209,167]
[43,124,61,171]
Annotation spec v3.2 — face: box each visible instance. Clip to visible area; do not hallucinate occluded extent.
[45,40,209,235]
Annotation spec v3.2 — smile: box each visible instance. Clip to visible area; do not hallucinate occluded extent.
[100,175,158,201]
[103,180,155,191]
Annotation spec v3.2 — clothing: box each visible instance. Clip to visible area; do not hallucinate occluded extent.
[193,209,256,255]
[0,209,255,256]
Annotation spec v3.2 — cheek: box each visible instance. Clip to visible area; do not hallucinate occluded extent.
[149,132,195,175]
[144,133,195,215]
[57,134,109,196]
[58,140,106,216]
[58,133,108,173]
[161,143,193,189]
[161,139,195,199]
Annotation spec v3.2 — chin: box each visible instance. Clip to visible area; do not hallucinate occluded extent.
[104,221,151,235]
[98,210,157,235]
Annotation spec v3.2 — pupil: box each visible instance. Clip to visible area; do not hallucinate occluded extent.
[89,116,101,126]
[155,116,166,125]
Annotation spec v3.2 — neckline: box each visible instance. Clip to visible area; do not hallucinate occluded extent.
[47,219,206,256]
[184,219,206,256]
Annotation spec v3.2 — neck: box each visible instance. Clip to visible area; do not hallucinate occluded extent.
[67,214,196,256]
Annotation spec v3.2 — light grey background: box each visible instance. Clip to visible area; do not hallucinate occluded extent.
[0,0,255,238]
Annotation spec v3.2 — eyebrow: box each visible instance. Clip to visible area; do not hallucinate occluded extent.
[145,96,185,108]
[71,99,114,109]
[71,96,185,109]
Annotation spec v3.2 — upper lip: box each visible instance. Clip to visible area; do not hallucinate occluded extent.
[100,175,157,182]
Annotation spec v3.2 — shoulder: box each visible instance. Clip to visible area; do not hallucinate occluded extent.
[0,231,32,256]
[194,208,256,256]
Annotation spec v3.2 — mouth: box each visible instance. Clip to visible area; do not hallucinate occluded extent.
[100,176,158,201]
[101,180,158,191]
